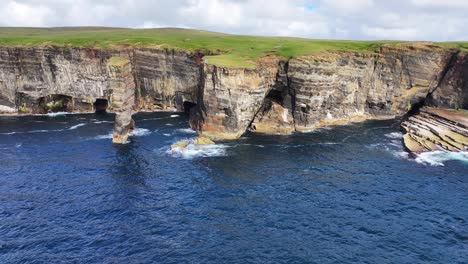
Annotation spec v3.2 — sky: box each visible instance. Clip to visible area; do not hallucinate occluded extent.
[0,0,466,41]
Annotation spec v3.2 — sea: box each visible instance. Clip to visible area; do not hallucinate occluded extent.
[0,112,467,263]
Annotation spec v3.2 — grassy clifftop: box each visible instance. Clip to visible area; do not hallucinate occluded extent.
[0,27,466,68]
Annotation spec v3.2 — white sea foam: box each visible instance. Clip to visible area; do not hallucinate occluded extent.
[415,151,468,167]
[170,114,180,118]
[69,123,86,130]
[33,112,70,117]
[385,132,404,139]
[163,133,171,137]
[165,123,174,126]
[176,128,197,134]
[168,140,228,159]
[129,128,152,137]
[93,120,113,124]
[90,134,113,140]
[1,123,87,135]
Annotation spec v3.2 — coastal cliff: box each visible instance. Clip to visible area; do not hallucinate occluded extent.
[0,42,466,148]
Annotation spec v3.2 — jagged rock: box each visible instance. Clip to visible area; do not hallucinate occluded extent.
[401,108,468,153]
[251,101,294,135]
[0,44,467,145]
[190,56,279,140]
[133,49,202,111]
[426,52,468,109]
[0,47,112,114]
[107,56,136,144]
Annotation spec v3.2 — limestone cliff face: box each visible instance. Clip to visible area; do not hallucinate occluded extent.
[0,44,466,145]
[0,47,114,113]
[190,57,279,139]
[133,49,202,111]
[427,52,468,109]
[251,44,453,134]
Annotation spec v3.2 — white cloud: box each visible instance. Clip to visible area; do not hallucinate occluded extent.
[0,0,466,41]
[411,0,468,8]
[0,1,53,27]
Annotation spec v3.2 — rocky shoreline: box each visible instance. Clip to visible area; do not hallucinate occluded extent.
[0,43,467,151]
[402,108,468,153]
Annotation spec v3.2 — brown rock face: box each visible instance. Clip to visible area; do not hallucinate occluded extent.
[0,47,113,114]
[401,108,468,153]
[427,52,468,110]
[190,57,279,140]
[107,57,136,144]
[251,101,294,135]
[0,44,467,146]
[133,49,202,111]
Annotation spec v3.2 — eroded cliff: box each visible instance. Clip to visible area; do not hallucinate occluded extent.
[0,43,466,145]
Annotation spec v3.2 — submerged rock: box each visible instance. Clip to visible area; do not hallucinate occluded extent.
[171,140,190,149]
[171,137,215,150]
[401,108,468,153]
[193,137,215,146]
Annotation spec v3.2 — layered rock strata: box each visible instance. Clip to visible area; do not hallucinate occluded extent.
[0,44,467,146]
[190,57,280,139]
[107,57,136,144]
[401,108,468,153]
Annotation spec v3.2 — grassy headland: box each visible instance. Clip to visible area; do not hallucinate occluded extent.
[0,27,465,68]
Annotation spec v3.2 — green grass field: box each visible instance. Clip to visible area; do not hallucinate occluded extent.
[0,27,466,68]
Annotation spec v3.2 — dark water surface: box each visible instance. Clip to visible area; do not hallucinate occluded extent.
[0,112,467,263]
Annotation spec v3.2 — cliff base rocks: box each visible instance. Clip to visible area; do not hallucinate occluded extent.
[401,108,468,153]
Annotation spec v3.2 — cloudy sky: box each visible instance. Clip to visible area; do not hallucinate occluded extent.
[0,0,466,41]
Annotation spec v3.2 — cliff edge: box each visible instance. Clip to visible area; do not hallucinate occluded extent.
[0,28,467,150]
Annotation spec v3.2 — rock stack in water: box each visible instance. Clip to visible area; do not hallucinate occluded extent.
[401,108,468,153]
[107,57,136,144]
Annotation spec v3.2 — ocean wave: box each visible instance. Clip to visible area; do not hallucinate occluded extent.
[69,123,86,130]
[129,128,152,137]
[1,123,87,135]
[90,134,113,140]
[33,112,71,117]
[385,132,404,139]
[176,128,197,134]
[168,140,228,159]
[415,151,468,167]
[170,114,180,118]
[92,120,113,124]
[367,142,409,160]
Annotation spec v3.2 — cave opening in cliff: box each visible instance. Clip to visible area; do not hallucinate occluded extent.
[94,99,109,114]
[266,90,284,104]
[183,101,197,114]
[38,94,73,113]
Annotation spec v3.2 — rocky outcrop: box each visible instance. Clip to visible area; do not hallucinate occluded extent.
[0,44,467,146]
[133,49,202,111]
[426,51,468,110]
[401,108,468,153]
[190,57,279,139]
[248,44,453,134]
[107,57,136,144]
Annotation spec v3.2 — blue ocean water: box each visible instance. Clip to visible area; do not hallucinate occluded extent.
[0,112,467,263]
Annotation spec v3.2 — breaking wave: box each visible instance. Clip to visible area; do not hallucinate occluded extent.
[415,151,468,167]
[33,112,72,117]
[0,123,87,135]
[175,128,197,134]
[129,128,152,137]
[385,132,404,139]
[167,140,228,159]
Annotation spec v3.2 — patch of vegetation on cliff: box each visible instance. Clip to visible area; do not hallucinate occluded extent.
[0,27,465,68]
